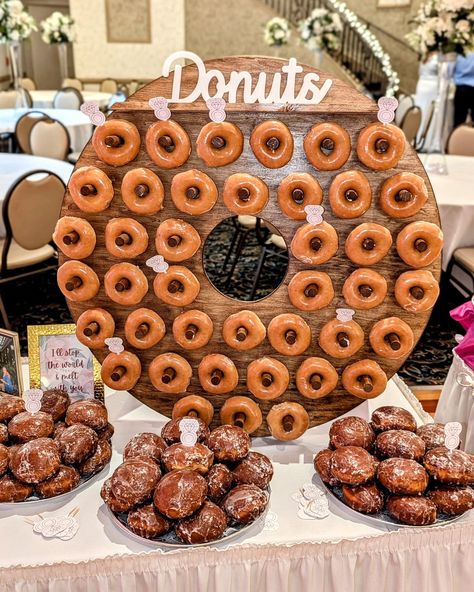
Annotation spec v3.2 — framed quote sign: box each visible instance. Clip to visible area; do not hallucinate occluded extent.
[27,324,103,401]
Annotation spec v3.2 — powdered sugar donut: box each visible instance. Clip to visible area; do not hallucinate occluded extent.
[161,443,214,474]
[208,425,250,462]
[0,474,34,502]
[232,451,273,489]
[416,423,447,451]
[10,438,61,484]
[330,446,376,486]
[35,465,80,498]
[65,400,108,431]
[0,444,9,477]
[153,469,207,519]
[40,389,70,422]
[371,406,417,433]
[0,395,25,422]
[386,495,436,526]
[329,417,375,451]
[101,477,134,513]
[78,438,112,476]
[427,485,474,515]
[57,424,98,465]
[222,484,268,524]
[175,500,228,544]
[377,457,428,495]
[161,417,209,446]
[8,411,54,443]
[342,483,384,514]
[207,464,233,503]
[111,459,161,507]
[123,433,167,463]
[127,503,172,539]
[314,449,340,487]
[424,448,474,485]
[375,430,426,461]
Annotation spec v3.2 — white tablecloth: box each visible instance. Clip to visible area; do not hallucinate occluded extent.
[424,154,474,269]
[0,108,92,154]
[1,371,473,592]
[0,154,73,238]
[30,90,111,110]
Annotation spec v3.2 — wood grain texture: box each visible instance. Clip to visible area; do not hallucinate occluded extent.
[59,56,441,436]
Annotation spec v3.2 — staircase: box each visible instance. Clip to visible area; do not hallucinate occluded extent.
[260,0,400,97]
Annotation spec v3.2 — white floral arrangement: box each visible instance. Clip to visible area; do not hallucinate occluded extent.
[0,0,37,43]
[263,16,291,47]
[406,0,474,57]
[40,10,75,44]
[298,7,343,52]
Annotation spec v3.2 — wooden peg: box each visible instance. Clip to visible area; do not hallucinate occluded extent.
[185,186,200,200]
[282,414,294,432]
[134,184,149,198]
[104,135,123,148]
[79,184,96,196]
[83,322,99,337]
[210,368,224,385]
[162,367,176,384]
[185,324,199,340]
[111,366,126,381]
[292,188,304,204]
[310,373,322,391]
[236,327,248,342]
[375,138,389,153]
[359,284,373,297]
[211,136,226,149]
[345,189,359,202]
[115,233,132,246]
[158,135,174,152]
[395,189,412,202]
[266,136,280,151]
[285,329,297,345]
[410,286,425,300]
[62,231,80,245]
[115,278,131,292]
[337,332,350,348]
[320,138,335,152]
[237,187,251,202]
[261,372,273,387]
[65,276,82,291]
[385,332,401,351]
[414,238,428,252]
[135,323,149,339]
[359,375,373,393]
[304,283,319,298]
[234,412,246,428]
[167,235,182,247]
[188,409,198,418]
[310,237,322,251]
[362,237,375,250]
[168,279,184,294]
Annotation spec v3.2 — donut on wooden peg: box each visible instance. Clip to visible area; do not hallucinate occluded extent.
[296,357,338,399]
[149,353,192,393]
[267,313,311,356]
[266,402,309,441]
[155,219,201,262]
[53,217,96,260]
[57,260,100,302]
[287,270,334,311]
[92,119,141,166]
[277,172,323,220]
[146,120,191,169]
[223,173,269,215]
[396,221,443,268]
[357,122,405,170]
[345,222,392,266]
[104,263,148,305]
[172,310,214,350]
[380,173,428,218]
[247,357,289,400]
[394,270,440,312]
[220,396,263,434]
[68,166,114,213]
[76,308,115,349]
[319,311,364,359]
[329,170,372,218]
[153,266,200,307]
[304,122,351,171]
[105,218,149,259]
[250,120,293,168]
[124,308,166,350]
[341,359,388,399]
[172,395,214,426]
[342,268,388,310]
[196,121,244,167]
[101,351,141,390]
[222,310,266,350]
[369,317,415,359]
[291,222,338,265]
[121,167,164,215]
[198,354,238,394]
[171,169,218,215]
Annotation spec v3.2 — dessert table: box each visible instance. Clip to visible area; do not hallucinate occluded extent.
[1,371,473,592]
[30,90,112,110]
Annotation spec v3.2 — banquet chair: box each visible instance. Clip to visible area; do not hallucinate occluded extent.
[395,95,414,126]
[100,78,118,94]
[0,170,65,329]
[52,87,84,110]
[446,248,474,296]
[127,80,140,95]
[446,125,474,156]
[21,77,36,91]
[14,111,49,154]
[0,89,32,108]
[62,78,83,91]
[400,106,422,146]
[416,100,435,151]
[29,118,71,161]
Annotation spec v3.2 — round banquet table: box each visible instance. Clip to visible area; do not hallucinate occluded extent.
[0,154,73,238]
[0,108,93,154]
[0,366,473,592]
[423,154,474,270]
[30,90,112,110]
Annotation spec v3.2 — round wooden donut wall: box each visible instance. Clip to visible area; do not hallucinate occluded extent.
[57,56,442,439]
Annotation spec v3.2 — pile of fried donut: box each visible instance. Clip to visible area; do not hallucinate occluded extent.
[314,406,474,526]
[101,420,273,544]
[0,392,112,502]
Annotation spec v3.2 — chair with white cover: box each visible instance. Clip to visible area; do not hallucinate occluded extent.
[395,95,414,126]
[0,170,65,328]
[400,106,422,146]
[53,87,84,110]
[29,118,71,161]
[0,89,32,108]
[14,111,49,154]
[62,78,83,91]
[21,77,36,91]
[446,125,474,157]
[100,78,118,94]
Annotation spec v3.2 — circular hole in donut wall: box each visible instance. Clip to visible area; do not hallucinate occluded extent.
[57,56,442,439]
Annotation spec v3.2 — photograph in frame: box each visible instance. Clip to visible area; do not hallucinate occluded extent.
[0,329,23,397]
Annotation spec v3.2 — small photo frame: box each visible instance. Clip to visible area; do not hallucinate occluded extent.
[0,329,23,396]
[27,324,103,402]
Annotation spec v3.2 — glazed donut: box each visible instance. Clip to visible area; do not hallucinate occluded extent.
[196,121,244,167]
[198,354,238,395]
[277,173,323,220]
[329,171,372,219]
[371,406,417,433]
[153,266,200,307]
[220,396,263,434]
[345,223,393,266]
[296,357,338,399]
[342,268,388,310]
[53,217,96,260]
[57,261,100,302]
[175,500,227,544]
[329,417,375,450]
[342,359,388,399]
[232,451,273,489]
[291,222,339,265]
[377,458,429,495]
[161,417,209,446]
[104,218,148,259]
[247,357,289,401]
[155,218,201,262]
[424,448,474,485]
[386,495,436,526]
[369,317,415,359]
[145,120,191,169]
[172,310,213,350]
[121,167,164,215]
[76,308,115,349]
[314,449,340,487]
[101,351,141,390]
[394,270,440,313]
[92,119,140,166]
[267,313,311,356]
[357,123,405,171]
[416,423,447,451]
[304,122,351,171]
[161,443,214,474]
[104,263,148,305]
[331,446,376,486]
[222,484,268,524]
[267,402,309,441]
[288,271,334,312]
[319,318,365,359]
[171,169,218,215]
[396,221,443,268]
[376,429,426,461]
[222,310,266,351]
[69,167,114,213]
[124,308,165,349]
[222,173,269,215]
[250,120,293,168]
[427,485,474,515]
[172,395,214,426]
[208,425,250,463]
[207,464,233,502]
[342,483,384,514]
[380,173,428,218]
[149,353,192,394]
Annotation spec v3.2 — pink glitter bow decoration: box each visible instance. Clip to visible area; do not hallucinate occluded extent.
[206,97,226,123]
[149,96,171,121]
[104,337,124,354]
[304,204,324,225]
[146,255,169,273]
[80,101,106,126]
[377,97,398,124]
